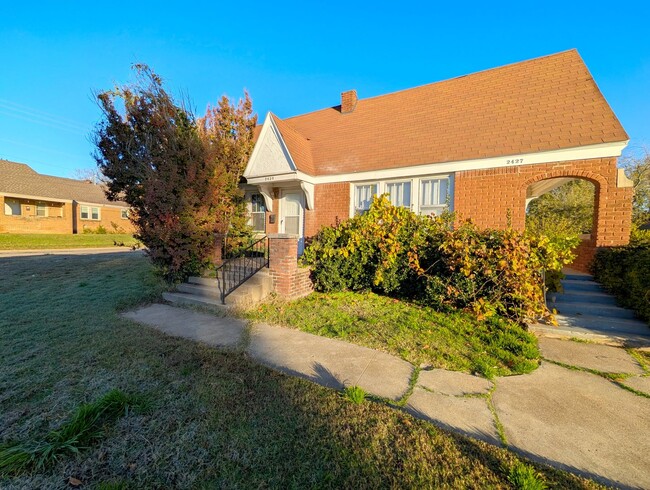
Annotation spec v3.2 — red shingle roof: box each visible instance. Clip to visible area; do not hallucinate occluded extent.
[262,50,627,176]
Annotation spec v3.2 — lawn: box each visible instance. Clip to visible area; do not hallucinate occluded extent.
[0,233,139,250]
[247,291,540,378]
[0,253,600,488]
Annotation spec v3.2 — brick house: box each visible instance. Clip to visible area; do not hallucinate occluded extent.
[242,50,633,272]
[0,160,135,234]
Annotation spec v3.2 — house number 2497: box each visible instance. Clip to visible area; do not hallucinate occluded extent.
[506,158,524,165]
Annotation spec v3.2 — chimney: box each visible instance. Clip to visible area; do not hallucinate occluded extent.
[341,90,358,114]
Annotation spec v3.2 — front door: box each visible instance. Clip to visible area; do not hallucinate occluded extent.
[281,190,305,255]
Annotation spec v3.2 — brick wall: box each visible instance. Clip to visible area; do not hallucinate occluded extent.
[268,234,313,298]
[0,196,73,233]
[75,204,136,234]
[454,157,633,270]
[305,182,350,237]
[568,237,597,274]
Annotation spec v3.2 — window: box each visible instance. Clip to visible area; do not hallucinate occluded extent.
[81,205,100,220]
[4,198,21,216]
[36,203,48,217]
[420,178,449,216]
[386,181,411,208]
[121,209,129,219]
[250,194,266,232]
[354,184,378,214]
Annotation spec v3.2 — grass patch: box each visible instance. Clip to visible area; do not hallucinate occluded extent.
[342,386,367,404]
[628,349,650,375]
[0,389,144,475]
[0,254,601,488]
[247,291,540,378]
[508,461,548,489]
[0,233,139,249]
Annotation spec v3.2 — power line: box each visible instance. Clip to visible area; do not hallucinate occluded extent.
[0,98,88,131]
[0,100,89,135]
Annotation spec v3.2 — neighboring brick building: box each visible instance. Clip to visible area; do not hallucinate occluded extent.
[242,50,633,271]
[0,160,135,234]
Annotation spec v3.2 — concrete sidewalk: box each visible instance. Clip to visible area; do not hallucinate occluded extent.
[123,303,650,489]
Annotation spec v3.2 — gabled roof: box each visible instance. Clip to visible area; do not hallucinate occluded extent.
[0,159,126,206]
[258,49,627,176]
[269,114,315,175]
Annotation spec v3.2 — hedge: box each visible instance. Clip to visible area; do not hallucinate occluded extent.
[592,245,650,323]
[302,196,577,323]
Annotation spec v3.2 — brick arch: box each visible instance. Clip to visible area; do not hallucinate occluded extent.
[522,169,608,274]
[522,169,606,190]
[453,157,632,273]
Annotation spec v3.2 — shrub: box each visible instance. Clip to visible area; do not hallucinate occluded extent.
[303,197,577,322]
[302,195,446,296]
[592,245,650,323]
[630,223,650,247]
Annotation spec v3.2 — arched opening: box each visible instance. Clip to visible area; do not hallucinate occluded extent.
[524,176,599,273]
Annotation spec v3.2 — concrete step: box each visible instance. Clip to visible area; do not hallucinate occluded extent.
[555,313,650,337]
[563,273,594,282]
[189,268,270,288]
[548,290,618,306]
[177,282,223,299]
[162,291,228,309]
[178,268,272,308]
[552,301,637,320]
[561,279,605,293]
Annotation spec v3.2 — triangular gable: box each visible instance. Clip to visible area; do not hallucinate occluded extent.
[243,113,297,179]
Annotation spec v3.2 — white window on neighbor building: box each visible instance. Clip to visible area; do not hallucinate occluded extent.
[354,183,378,214]
[81,205,101,220]
[121,209,129,219]
[36,202,48,217]
[250,194,266,232]
[420,177,450,216]
[4,198,21,216]
[386,180,412,208]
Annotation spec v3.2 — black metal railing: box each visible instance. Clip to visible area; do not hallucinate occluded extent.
[215,235,269,304]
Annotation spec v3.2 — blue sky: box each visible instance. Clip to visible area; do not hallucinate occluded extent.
[1,1,649,178]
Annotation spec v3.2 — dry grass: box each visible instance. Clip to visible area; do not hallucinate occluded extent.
[0,253,603,489]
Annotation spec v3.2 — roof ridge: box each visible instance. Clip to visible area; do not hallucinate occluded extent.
[270,113,310,142]
[284,49,580,122]
[0,159,37,173]
[268,113,315,174]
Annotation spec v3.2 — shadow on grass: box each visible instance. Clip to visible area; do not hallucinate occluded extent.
[0,253,604,489]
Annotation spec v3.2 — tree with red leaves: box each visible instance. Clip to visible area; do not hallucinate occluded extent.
[94,64,257,281]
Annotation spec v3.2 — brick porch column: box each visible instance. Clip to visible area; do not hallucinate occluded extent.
[268,234,313,298]
[210,232,225,266]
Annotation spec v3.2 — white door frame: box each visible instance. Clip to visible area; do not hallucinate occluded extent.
[279,189,305,255]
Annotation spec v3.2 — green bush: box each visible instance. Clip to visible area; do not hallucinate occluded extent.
[592,245,650,323]
[302,196,577,323]
[630,223,650,246]
[302,196,443,297]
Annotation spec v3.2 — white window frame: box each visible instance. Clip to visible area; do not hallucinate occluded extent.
[81,205,101,221]
[419,176,451,216]
[4,198,21,216]
[36,202,48,217]
[349,174,453,217]
[353,182,379,215]
[249,193,266,233]
[384,179,413,209]
[121,209,129,219]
